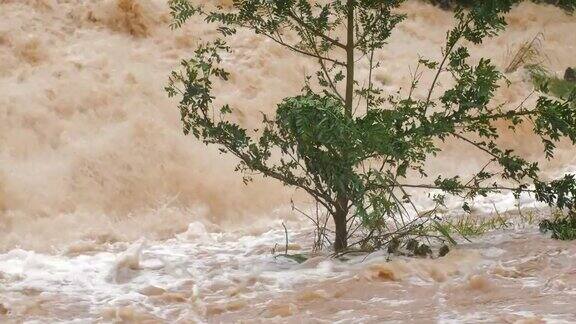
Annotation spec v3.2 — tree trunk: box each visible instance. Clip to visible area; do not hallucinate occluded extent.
[334,0,354,253]
[344,0,354,118]
[333,194,349,252]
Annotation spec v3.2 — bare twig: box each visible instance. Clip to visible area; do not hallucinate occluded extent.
[282,222,289,255]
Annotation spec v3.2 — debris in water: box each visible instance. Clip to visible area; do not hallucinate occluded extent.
[564,67,576,82]
[439,244,450,257]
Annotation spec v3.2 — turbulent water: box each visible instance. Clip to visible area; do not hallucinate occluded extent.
[1,0,576,322]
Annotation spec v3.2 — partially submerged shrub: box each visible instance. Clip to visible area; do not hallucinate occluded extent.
[539,211,576,240]
[168,0,576,253]
[503,33,575,104]
[444,214,510,238]
[527,64,576,103]
[504,33,546,74]
[427,0,576,12]
[565,68,576,82]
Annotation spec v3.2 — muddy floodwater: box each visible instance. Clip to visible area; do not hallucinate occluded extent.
[1,0,576,322]
[1,223,576,323]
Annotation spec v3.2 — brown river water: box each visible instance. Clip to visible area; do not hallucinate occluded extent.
[1,0,575,322]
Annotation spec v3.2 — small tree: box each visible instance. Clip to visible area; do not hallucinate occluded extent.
[167,0,576,252]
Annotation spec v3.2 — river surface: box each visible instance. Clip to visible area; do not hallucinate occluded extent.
[2,222,576,323]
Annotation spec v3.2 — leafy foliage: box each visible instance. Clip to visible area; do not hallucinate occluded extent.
[540,211,576,240]
[528,64,576,104]
[168,0,576,252]
[427,0,576,12]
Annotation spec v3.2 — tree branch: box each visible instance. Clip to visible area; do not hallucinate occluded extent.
[261,32,346,67]
[286,11,347,50]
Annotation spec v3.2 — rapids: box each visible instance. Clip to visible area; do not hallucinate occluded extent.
[1,0,575,322]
